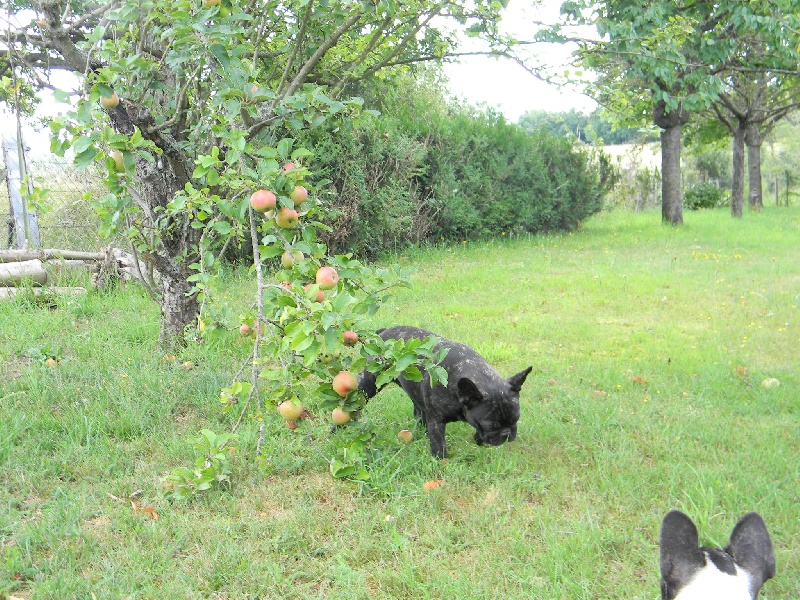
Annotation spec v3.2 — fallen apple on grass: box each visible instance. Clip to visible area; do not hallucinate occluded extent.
[397,429,413,443]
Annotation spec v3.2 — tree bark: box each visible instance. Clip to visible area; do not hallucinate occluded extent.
[107,103,200,349]
[745,126,763,212]
[730,122,746,218]
[653,101,689,225]
[159,269,199,347]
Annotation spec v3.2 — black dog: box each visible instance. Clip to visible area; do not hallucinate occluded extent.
[660,510,775,599]
[358,326,532,458]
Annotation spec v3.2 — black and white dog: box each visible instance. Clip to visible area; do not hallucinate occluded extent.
[660,510,775,599]
[358,326,532,458]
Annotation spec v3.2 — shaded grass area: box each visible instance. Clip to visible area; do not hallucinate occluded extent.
[1,207,798,599]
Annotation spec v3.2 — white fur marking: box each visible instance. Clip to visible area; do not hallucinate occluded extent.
[675,553,753,600]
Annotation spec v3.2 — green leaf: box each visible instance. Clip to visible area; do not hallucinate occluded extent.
[74,148,98,169]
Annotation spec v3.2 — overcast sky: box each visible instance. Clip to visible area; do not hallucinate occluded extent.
[443,0,597,121]
[7,0,596,155]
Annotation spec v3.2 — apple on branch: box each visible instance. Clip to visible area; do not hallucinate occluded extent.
[281,250,304,269]
[277,400,303,421]
[315,266,339,290]
[100,92,119,110]
[332,371,357,397]
[275,207,299,229]
[331,407,352,425]
[342,330,358,346]
[304,284,325,303]
[289,185,308,207]
[250,189,277,212]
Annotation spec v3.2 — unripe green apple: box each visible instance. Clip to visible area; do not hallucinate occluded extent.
[275,207,299,229]
[281,250,304,269]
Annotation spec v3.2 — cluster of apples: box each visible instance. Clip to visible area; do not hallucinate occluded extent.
[276,368,358,427]
[98,90,128,173]
[249,162,309,229]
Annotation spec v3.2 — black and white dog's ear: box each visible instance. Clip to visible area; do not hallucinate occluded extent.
[726,512,776,595]
[507,366,532,393]
[660,510,706,598]
[457,377,484,410]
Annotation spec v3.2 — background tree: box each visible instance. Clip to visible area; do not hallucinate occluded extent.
[711,71,800,216]
[556,0,800,224]
[0,0,517,348]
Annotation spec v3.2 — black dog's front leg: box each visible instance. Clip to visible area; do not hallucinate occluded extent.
[427,422,447,459]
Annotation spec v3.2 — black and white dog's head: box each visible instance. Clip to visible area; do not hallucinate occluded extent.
[660,510,775,600]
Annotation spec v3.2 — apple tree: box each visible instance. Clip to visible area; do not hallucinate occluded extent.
[1,0,516,348]
[1,0,524,487]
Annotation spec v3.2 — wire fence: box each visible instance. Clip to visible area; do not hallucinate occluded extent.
[1,147,111,252]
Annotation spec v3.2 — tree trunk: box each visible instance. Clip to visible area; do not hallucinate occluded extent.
[730,122,746,218]
[745,126,763,212]
[107,104,201,350]
[653,101,689,225]
[159,269,199,347]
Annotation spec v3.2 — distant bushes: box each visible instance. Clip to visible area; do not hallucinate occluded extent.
[298,76,617,258]
[684,182,726,210]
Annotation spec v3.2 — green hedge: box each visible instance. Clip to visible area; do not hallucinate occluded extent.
[296,79,617,258]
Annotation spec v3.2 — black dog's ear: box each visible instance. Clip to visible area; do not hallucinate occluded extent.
[457,377,484,410]
[660,510,706,599]
[508,366,532,393]
[726,512,776,595]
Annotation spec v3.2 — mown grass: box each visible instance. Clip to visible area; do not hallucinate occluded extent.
[1,207,798,599]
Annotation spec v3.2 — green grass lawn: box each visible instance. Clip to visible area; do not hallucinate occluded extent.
[1,207,798,599]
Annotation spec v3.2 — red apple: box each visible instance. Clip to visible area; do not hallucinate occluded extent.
[304,284,325,303]
[239,323,251,336]
[110,150,125,173]
[275,207,299,229]
[281,250,304,269]
[342,330,358,347]
[315,266,339,290]
[332,371,357,397]
[289,185,308,207]
[331,407,352,425]
[277,400,303,421]
[397,430,413,443]
[250,189,276,212]
[279,281,292,291]
[282,162,297,172]
[100,92,119,110]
